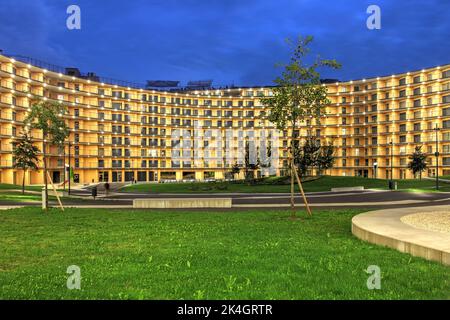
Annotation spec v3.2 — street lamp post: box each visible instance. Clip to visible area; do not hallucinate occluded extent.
[434,124,441,190]
[389,141,394,189]
[373,161,378,179]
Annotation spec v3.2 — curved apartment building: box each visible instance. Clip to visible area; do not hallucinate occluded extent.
[0,53,449,185]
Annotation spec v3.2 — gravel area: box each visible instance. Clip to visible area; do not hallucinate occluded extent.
[401,211,450,234]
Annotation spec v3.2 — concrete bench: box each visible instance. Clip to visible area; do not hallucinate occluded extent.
[133,198,232,209]
[331,186,364,192]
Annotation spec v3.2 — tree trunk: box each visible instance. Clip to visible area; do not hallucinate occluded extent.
[290,160,295,216]
[22,169,26,195]
[289,121,296,218]
[43,141,49,210]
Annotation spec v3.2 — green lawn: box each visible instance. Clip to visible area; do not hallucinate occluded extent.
[0,192,42,203]
[0,191,84,203]
[122,176,450,193]
[0,207,448,299]
[0,183,44,192]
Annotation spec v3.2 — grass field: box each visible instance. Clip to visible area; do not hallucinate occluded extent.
[0,192,43,202]
[122,176,450,193]
[0,190,84,203]
[0,183,44,192]
[0,207,448,299]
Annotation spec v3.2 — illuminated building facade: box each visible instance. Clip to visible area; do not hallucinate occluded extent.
[0,53,449,184]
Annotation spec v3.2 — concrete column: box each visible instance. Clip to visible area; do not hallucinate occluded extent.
[195,171,204,181]
[215,171,224,180]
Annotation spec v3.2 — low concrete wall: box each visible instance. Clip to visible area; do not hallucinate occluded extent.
[352,206,450,266]
[331,186,364,192]
[133,198,232,209]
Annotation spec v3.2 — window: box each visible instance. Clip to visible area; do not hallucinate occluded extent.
[399,124,406,132]
[443,95,450,104]
[443,132,450,141]
[112,160,122,168]
[443,120,450,129]
[112,91,122,98]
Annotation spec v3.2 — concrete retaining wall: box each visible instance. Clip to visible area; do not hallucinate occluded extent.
[331,186,364,192]
[352,206,450,266]
[133,198,232,209]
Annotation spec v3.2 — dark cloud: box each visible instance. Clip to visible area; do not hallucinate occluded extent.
[0,0,448,85]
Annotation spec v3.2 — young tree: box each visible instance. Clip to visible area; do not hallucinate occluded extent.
[230,162,241,180]
[24,99,69,209]
[261,35,341,217]
[316,141,336,176]
[244,140,259,182]
[408,146,427,179]
[12,132,40,194]
[297,136,321,176]
[294,138,335,176]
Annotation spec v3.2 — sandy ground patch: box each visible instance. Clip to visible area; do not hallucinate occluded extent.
[401,211,450,234]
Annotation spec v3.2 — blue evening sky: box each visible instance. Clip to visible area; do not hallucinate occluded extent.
[0,0,449,86]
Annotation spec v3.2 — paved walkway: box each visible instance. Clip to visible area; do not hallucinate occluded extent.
[3,189,450,210]
[352,205,450,266]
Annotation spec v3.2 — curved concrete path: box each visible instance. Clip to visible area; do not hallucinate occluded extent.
[352,205,450,266]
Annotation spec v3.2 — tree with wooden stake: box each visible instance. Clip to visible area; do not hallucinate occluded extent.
[260,35,341,218]
[12,132,39,194]
[24,99,69,210]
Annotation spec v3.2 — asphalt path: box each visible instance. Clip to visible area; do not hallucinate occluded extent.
[4,189,450,210]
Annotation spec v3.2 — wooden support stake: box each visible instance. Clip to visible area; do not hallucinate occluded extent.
[293,165,312,216]
[288,146,312,217]
[46,171,64,211]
